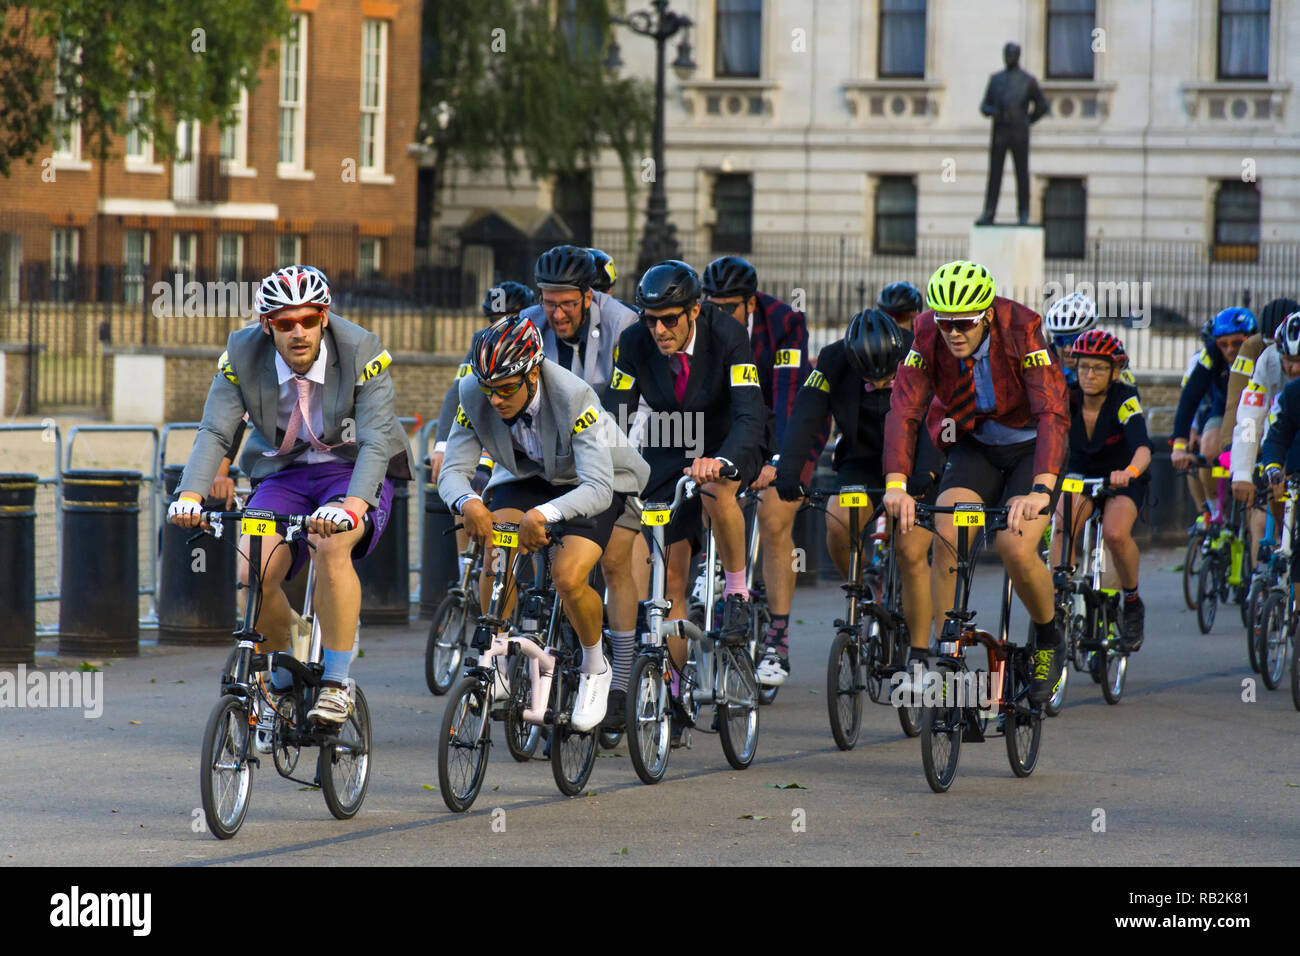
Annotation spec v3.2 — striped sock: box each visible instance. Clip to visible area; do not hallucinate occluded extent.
[609,630,635,693]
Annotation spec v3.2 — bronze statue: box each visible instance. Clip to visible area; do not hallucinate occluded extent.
[976,42,1049,226]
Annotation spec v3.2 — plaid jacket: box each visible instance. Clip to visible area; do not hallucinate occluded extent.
[883,296,1069,479]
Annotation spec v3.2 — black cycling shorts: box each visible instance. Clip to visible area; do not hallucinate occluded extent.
[488,475,625,550]
[939,436,1061,516]
[837,458,938,506]
[641,462,757,548]
[1068,473,1147,513]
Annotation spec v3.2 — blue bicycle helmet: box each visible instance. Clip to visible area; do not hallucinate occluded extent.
[1210,306,1256,338]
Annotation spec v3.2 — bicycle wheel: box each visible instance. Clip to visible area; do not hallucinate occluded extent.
[718,646,760,770]
[920,663,963,793]
[825,630,863,750]
[1037,617,1069,717]
[626,654,670,784]
[504,653,542,762]
[1258,592,1290,691]
[1099,607,1127,706]
[271,693,301,778]
[551,665,598,797]
[1246,578,1267,673]
[199,695,254,840]
[436,676,491,812]
[1238,543,1253,626]
[1002,651,1043,776]
[425,593,470,696]
[1290,637,1300,711]
[220,648,240,694]
[897,698,921,738]
[1182,537,1204,610]
[319,685,372,820]
[1196,562,1218,633]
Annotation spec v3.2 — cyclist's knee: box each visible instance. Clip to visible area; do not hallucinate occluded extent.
[551,563,591,599]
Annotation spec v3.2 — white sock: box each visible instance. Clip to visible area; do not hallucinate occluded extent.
[581,641,606,676]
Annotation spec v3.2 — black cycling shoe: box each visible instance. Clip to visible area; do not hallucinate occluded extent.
[1028,645,1064,705]
[601,689,627,732]
[719,593,751,646]
[1121,596,1144,651]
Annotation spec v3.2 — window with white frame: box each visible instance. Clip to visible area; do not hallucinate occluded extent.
[125,92,153,164]
[277,235,303,268]
[360,19,388,174]
[52,39,81,161]
[220,87,249,169]
[279,15,308,169]
[124,230,150,304]
[172,232,198,283]
[217,234,244,282]
[51,228,80,300]
[359,238,381,280]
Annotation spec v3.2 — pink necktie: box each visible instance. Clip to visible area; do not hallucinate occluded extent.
[673,353,690,403]
[269,376,333,456]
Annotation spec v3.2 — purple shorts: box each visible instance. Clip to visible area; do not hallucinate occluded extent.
[248,460,395,580]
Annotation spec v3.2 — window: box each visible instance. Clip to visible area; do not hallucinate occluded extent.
[558,0,602,59]
[124,231,150,305]
[878,0,926,79]
[279,15,308,169]
[359,238,382,280]
[51,228,79,300]
[217,234,244,282]
[1218,0,1269,80]
[360,19,388,174]
[554,171,593,248]
[52,39,81,161]
[1046,0,1095,79]
[1043,178,1087,259]
[715,0,761,78]
[711,173,753,253]
[125,92,151,163]
[277,235,303,269]
[220,87,249,170]
[873,176,917,255]
[1214,180,1260,260]
[172,232,198,284]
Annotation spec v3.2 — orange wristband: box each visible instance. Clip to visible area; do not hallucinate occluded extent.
[1126,465,1140,478]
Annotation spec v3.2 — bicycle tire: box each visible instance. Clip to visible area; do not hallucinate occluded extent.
[1182,536,1203,610]
[750,600,779,706]
[551,664,598,796]
[271,693,301,778]
[1003,651,1043,775]
[626,654,670,784]
[504,653,542,762]
[718,647,760,770]
[1038,617,1069,716]
[1196,562,1218,633]
[220,648,239,695]
[1290,636,1300,711]
[920,661,963,793]
[319,685,372,820]
[826,630,863,750]
[425,593,470,696]
[437,676,491,812]
[1238,543,1253,626]
[897,700,922,737]
[1098,605,1126,705]
[1258,591,1289,691]
[598,728,623,750]
[199,694,254,840]
[1246,579,1266,673]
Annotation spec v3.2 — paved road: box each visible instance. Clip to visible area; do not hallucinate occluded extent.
[3,547,1297,867]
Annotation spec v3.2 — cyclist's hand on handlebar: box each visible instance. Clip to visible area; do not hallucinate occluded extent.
[461,498,494,549]
[1171,448,1194,471]
[750,464,777,491]
[519,508,551,553]
[883,486,916,534]
[309,504,355,536]
[1005,491,1050,534]
[1109,469,1132,489]
[684,457,729,485]
[1231,479,1255,502]
[168,496,207,530]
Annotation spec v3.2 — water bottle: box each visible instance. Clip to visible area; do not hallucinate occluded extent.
[1229,535,1244,586]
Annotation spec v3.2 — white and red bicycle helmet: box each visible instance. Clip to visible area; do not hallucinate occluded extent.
[255,265,332,315]
[471,315,544,381]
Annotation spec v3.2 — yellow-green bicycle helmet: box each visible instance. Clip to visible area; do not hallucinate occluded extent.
[926,260,996,314]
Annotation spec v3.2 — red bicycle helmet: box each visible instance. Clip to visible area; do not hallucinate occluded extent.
[1070,328,1128,368]
[471,315,543,381]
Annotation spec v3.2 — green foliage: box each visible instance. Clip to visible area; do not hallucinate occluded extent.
[0,0,292,176]
[421,0,652,229]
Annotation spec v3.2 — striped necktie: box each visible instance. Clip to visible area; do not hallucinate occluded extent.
[948,357,978,430]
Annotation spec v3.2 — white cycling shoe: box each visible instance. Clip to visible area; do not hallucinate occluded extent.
[570,658,611,733]
[755,652,788,687]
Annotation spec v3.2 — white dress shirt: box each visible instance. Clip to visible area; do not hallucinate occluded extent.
[273,341,342,465]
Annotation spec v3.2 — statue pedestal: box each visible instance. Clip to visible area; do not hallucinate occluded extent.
[968,225,1044,311]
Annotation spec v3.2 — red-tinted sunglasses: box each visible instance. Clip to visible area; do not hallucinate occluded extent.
[935,316,982,334]
[266,309,326,333]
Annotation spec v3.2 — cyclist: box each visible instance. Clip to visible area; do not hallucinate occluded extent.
[169,265,413,731]
[876,281,924,334]
[604,260,767,672]
[1057,329,1152,649]
[700,255,814,686]
[776,309,942,666]
[882,259,1071,704]
[437,315,650,732]
[1044,292,1096,388]
[1221,296,1300,464]
[1172,307,1257,520]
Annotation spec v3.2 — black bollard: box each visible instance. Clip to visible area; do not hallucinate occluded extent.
[0,474,38,666]
[420,478,459,619]
[794,447,835,586]
[157,465,238,645]
[357,479,410,625]
[58,470,141,657]
[1141,433,1195,547]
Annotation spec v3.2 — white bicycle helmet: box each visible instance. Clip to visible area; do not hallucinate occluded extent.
[1275,312,1300,358]
[255,265,332,315]
[1044,292,1098,336]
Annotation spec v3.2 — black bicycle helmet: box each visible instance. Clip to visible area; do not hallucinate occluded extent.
[1260,297,1300,342]
[701,256,758,299]
[843,309,908,381]
[481,280,536,318]
[534,245,596,291]
[587,248,616,293]
[876,281,923,316]
[635,260,702,311]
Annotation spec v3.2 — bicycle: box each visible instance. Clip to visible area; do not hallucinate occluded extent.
[1244,483,1287,672]
[1047,477,1132,708]
[908,502,1043,794]
[196,508,372,839]
[436,517,599,812]
[1180,457,1251,633]
[424,531,484,696]
[625,469,761,784]
[1255,477,1300,693]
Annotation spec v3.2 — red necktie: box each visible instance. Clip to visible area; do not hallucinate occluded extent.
[673,352,690,404]
[948,357,978,430]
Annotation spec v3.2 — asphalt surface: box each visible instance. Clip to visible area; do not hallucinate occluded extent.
[3,546,1297,867]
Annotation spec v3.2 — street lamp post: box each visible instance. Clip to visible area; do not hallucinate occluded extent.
[606,0,695,276]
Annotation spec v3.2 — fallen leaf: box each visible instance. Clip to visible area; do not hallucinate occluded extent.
[149,679,156,684]
[421,784,436,791]
[766,782,807,790]
[128,720,142,725]
[613,847,628,855]
[738,814,768,821]
[298,786,320,791]
[491,786,499,791]
[174,679,185,684]
[358,649,366,658]
[78,661,100,672]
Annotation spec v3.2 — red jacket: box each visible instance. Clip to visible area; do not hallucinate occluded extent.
[883,296,1069,478]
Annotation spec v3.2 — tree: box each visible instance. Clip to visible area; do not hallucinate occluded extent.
[419,0,653,236]
[0,0,291,176]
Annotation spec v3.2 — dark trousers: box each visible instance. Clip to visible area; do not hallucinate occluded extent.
[982,126,1030,220]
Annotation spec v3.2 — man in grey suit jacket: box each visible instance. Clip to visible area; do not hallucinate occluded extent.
[170,266,412,730]
[439,315,649,732]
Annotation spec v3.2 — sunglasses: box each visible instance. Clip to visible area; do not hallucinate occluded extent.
[641,307,689,330]
[935,316,982,334]
[477,378,526,399]
[266,310,325,333]
[1216,336,1246,350]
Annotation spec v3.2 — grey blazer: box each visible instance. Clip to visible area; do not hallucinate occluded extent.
[438,359,649,521]
[520,290,638,399]
[179,314,413,508]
